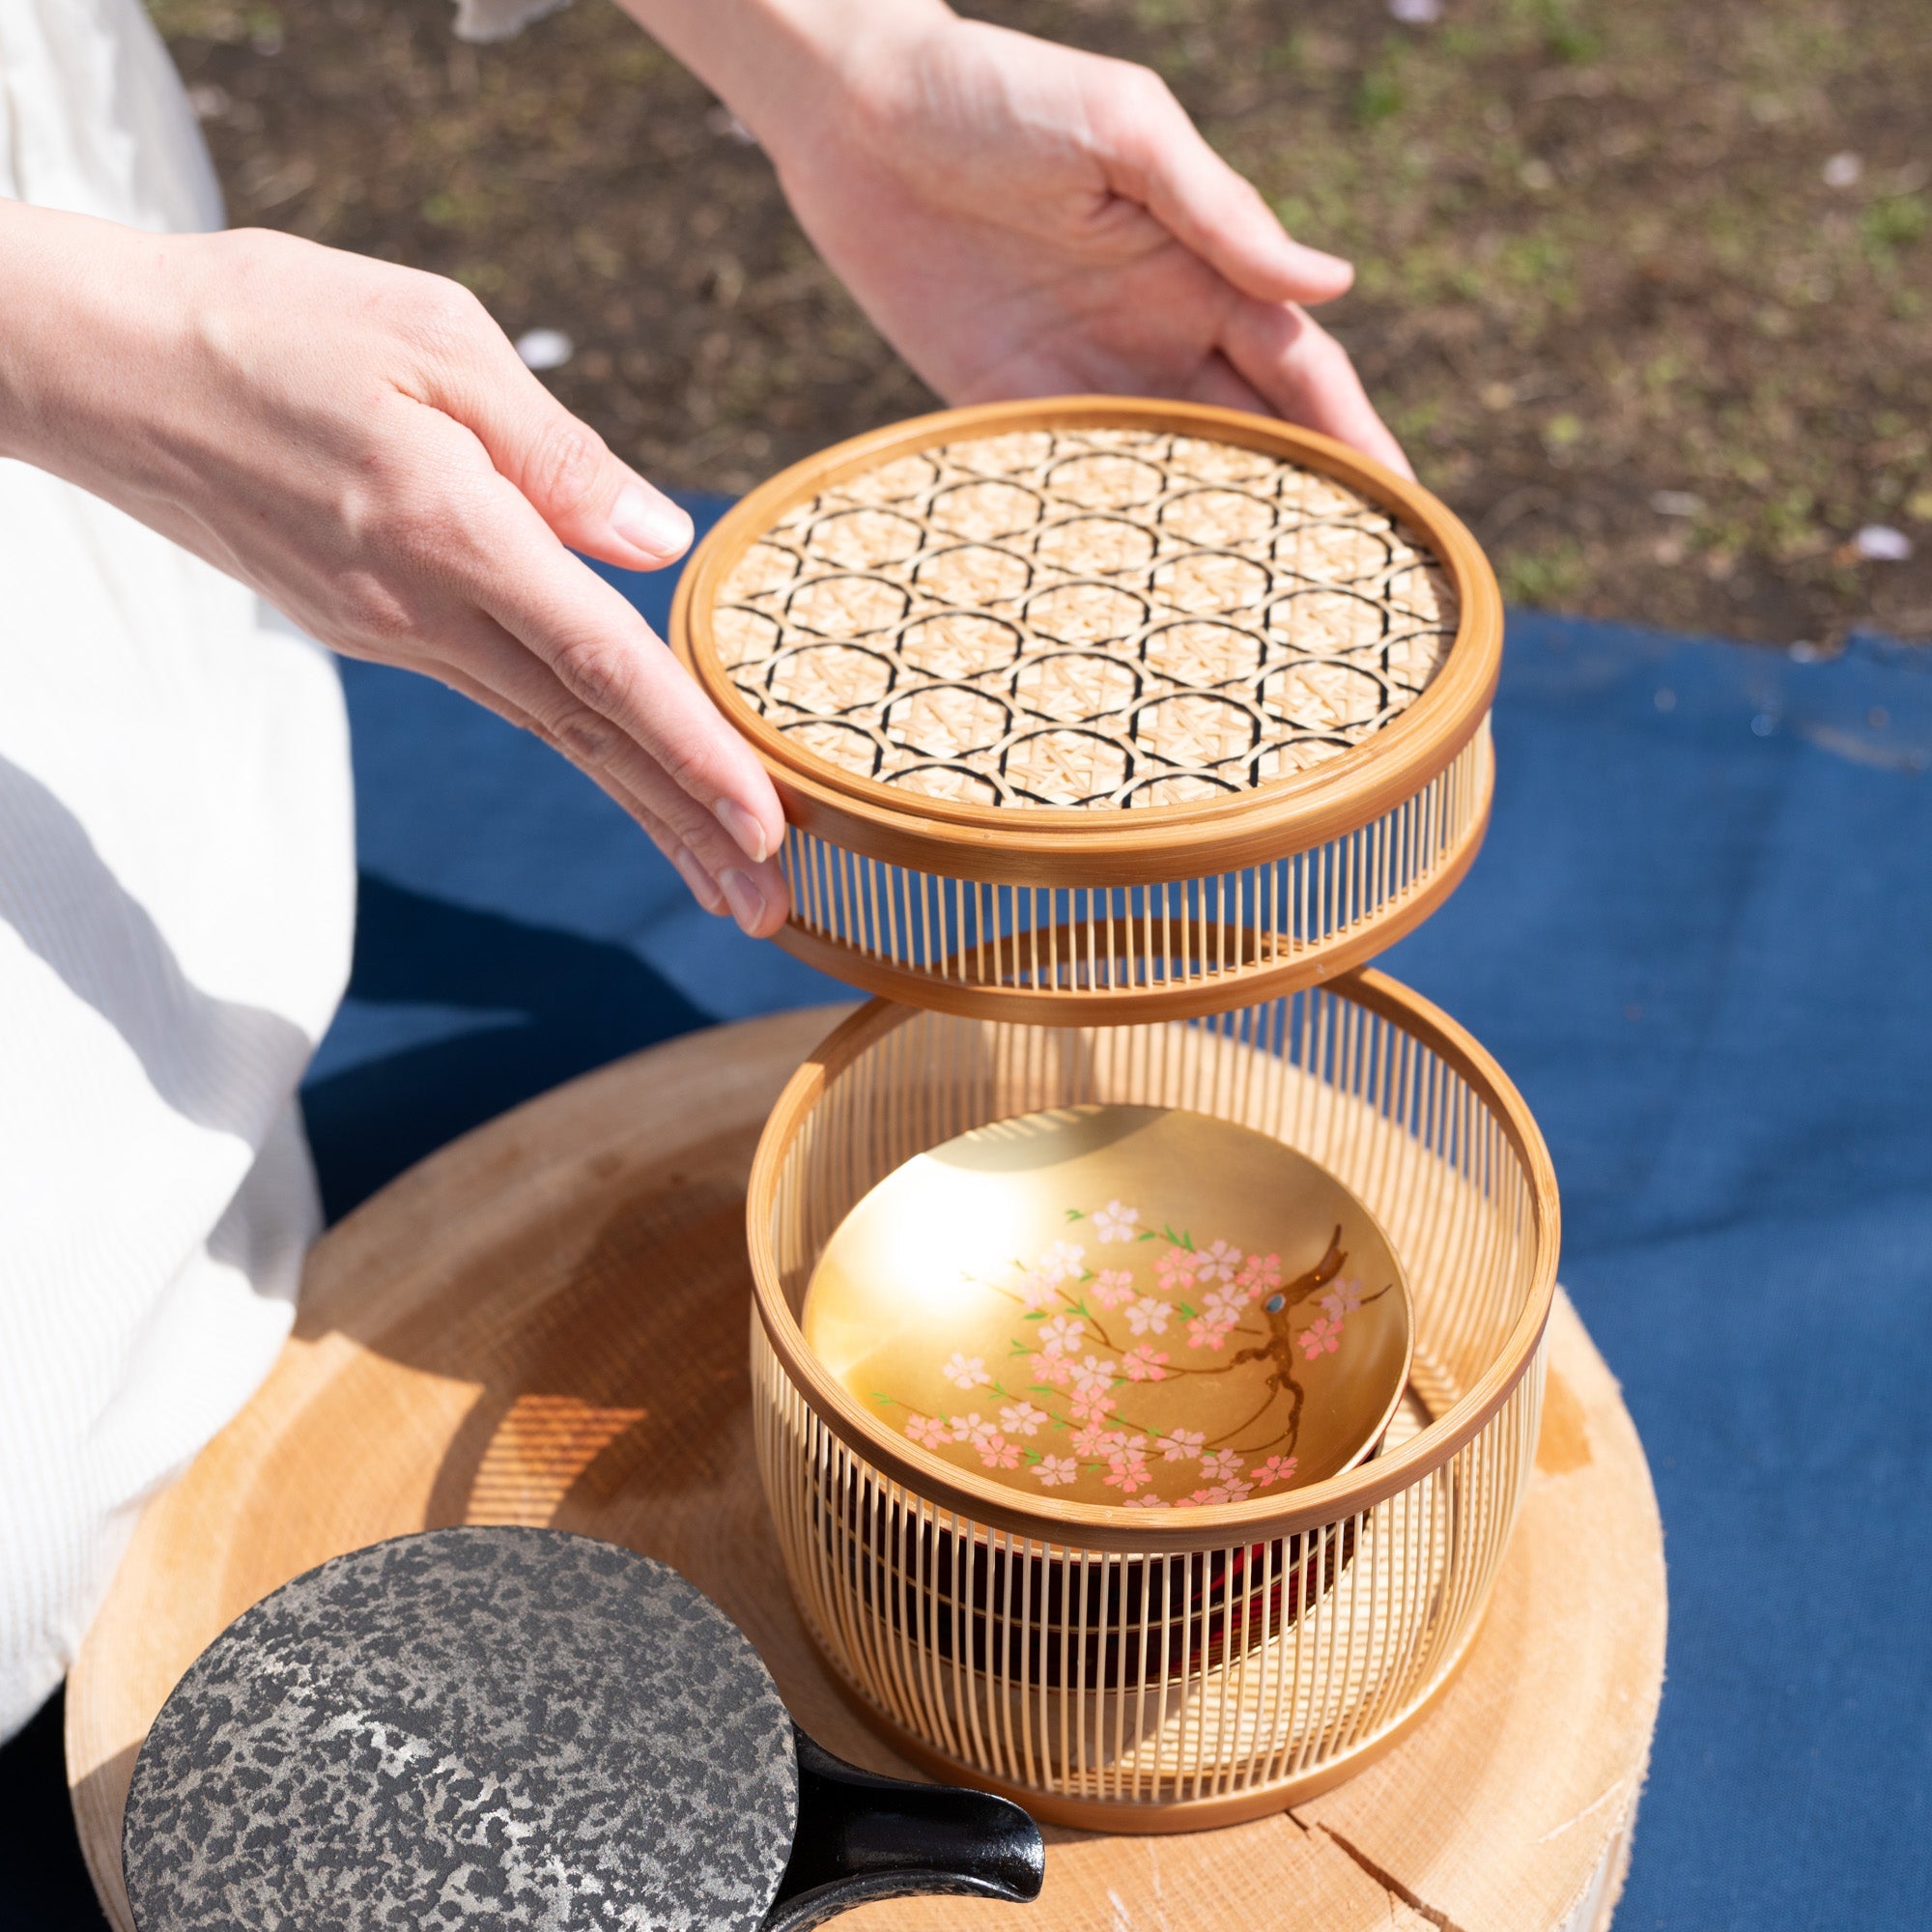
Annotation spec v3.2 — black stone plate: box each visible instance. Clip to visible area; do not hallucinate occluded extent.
[122,1527,1042,1932]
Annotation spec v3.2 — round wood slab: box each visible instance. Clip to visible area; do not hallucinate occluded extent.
[68,1008,1664,1932]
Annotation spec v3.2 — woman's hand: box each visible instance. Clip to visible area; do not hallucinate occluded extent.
[0,203,789,935]
[633,0,1409,476]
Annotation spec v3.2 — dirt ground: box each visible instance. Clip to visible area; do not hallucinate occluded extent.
[152,0,1931,646]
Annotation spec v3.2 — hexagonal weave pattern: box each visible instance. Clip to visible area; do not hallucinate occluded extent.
[713,428,1459,810]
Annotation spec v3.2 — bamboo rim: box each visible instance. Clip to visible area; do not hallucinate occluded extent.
[765,751,1492,1025]
[745,967,1560,1554]
[805,1583,1490,1833]
[671,398,1503,887]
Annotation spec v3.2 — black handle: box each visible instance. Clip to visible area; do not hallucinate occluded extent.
[762,1727,1045,1932]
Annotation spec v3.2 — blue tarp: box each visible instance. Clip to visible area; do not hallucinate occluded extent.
[34,490,1920,1929]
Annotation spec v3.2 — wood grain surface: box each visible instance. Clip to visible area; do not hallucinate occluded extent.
[67,1008,1662,1932]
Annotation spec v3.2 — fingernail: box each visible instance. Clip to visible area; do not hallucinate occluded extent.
[719,867,769,935]
[1289,242,1353,285]
[714,796,771,865]
[611,485,694,561]
[671,844,726,916]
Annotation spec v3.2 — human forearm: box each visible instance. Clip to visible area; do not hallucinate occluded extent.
[0,201,790,931]
[607,0,953,158]
[601,0,1408,471]
[0,203,173,484]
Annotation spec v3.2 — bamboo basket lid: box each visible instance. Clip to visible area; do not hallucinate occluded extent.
[670,399,1502,883]
[68,1009,1662,1932]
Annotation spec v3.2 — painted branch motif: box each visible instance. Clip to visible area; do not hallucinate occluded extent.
[876,1202,1394,1508]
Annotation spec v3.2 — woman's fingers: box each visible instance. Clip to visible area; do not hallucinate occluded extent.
[400,278,697,574]
[417,657,719,899]
[1221,299,1415,480]
[370,412,790,930]
[1085,56,1355,309]
[419,597,791,937]
[393,311,795,912]
[388,338,793,931]
[1179,352,1274,416]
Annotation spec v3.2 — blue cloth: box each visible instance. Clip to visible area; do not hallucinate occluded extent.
[306,500,1931,1926]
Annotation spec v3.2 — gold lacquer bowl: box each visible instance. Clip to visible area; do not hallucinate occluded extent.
[802,1104,1412,1513]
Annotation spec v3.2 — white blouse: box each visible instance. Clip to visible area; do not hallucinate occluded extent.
[0,0,355,1737]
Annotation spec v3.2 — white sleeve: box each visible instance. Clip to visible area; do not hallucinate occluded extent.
[451,0,574,43]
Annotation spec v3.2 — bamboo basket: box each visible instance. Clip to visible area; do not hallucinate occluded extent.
[671,399,1502,1021]
[746,969,1559,1830]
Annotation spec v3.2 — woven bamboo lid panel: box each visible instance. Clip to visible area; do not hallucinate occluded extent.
[673,400,1502,1019]
[715,434,1455,807]
[745,971,1560,1827]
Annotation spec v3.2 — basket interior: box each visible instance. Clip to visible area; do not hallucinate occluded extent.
[767,980,1546,1460]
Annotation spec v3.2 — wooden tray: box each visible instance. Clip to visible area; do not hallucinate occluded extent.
[67,1008,1664,1932]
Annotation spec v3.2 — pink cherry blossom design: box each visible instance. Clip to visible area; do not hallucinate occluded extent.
[1201,1286,1246,1324]
[1070,1386,1119,1423]
[999,1401,1048,1437]
[1186,1316,1233,1352]
[1093,1201,1140,1243]
[1071,1420,1122,1457]
[949,1410,983,1441]
[1159,1427,1206,1463]
[1153,1246,1199,1290]
[1122,1494,1170,1509]
[904,1413,950,1449]
[1038,1240,1086,1283]
[1298,1315,1343,1359]
[1034,1454,1078,1488]
[1103,1448,1151,1494]
[1195,1238,1244,1285]
[943,1351,991,1389]
[978,1433,1021,1469]
[1320,1277,1364,1320]
[1017,1271,1059,1313]
[1069,1353,1118,1393]
[1123,1345,1169,1382]
[1124,1295,1171,1336]
[1037,1314,1085,1358]
[1238,1252,1284,1293]
[1198,1447,1243,1482]
[1090,1268,1135,1310]
[1034,1351,1073,1386]
[1250,1454,1299,1489]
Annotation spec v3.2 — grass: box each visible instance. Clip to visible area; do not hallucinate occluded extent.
[149,0,1932,644]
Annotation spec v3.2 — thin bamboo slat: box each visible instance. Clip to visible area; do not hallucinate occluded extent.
[673,400,1504,1018]
[746,971,1559,1829]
